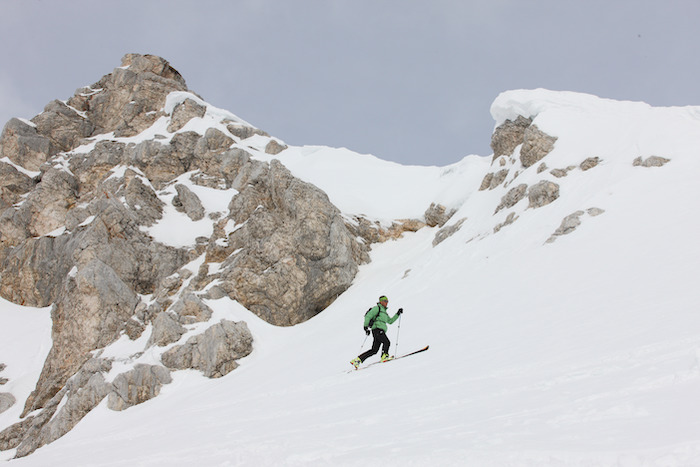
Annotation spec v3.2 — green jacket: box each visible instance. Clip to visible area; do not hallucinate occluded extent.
[364,304,400,332]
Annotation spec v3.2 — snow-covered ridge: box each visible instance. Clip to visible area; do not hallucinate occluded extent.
[2,85,700,465]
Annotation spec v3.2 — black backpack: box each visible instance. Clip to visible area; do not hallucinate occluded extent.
[364,306,379,327]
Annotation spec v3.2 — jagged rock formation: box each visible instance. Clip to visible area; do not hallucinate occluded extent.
[0,54,372,458]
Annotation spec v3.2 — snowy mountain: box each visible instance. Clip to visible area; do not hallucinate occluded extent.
[1,56,700,465]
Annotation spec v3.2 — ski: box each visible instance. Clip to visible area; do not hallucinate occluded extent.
[349,345,429,372]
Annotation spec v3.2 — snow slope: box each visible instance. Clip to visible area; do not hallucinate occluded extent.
[2,90,700,466]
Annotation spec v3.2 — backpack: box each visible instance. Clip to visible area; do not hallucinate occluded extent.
[364,306,380,327]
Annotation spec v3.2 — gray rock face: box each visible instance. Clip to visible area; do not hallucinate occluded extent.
[0,393,15,414]
[0,118,55,172]
[479,168,510,191]
[0,53,368,457]
[433,218,467,246]
[491,115,532,159]
[72,54,187,137]
[9,358,113,458]
[107,364,172,411]
[520,125,557,168]
[168,98,206,132]
[173,183,205,221]
[31,100,95,153]
[148,312,186,347]
[22,259,139,416]
[215,159,364,326]
[0,161,35,210]
[495,184,528,214]
[424,203,456,228]
[161,320,253,378]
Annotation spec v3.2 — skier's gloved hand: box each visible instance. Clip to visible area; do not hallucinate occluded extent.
[364,327,370,335]
[397,308,403,315]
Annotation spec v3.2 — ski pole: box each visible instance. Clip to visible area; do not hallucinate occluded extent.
[394,314,402,357]
[358,333,369,353]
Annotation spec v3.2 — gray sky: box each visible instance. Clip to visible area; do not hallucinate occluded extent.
[1,0,699,166]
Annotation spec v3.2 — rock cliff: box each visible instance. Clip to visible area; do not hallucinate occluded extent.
[0,54,372,457]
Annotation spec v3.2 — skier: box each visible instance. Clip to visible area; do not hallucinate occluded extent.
[350,295,403,369]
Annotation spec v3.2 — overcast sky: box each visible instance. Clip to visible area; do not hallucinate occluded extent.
[1,1,699,166]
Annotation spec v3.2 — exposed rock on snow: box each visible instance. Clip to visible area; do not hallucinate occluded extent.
[148,311,186,347]
[167,98,206,133]
[527,180,560,209]
[424,203,456,228]
[493,212,519,233]
[633,155,670,167]
[490,115,532,160]
[495,183,527,214]
[107,364,172,411]
[161,320,253,378]
[520,124,558,168]
[0,393,14,414]
[265,139,288,155]
[546,207,605,243]
[173,183,205,221]
[433,218,467,246]
[580,156,601,171]
[479,168,509,191]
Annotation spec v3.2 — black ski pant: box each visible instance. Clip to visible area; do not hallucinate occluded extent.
[358,328,390,362]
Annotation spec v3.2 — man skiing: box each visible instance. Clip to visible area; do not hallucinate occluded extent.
[350,295,403,369]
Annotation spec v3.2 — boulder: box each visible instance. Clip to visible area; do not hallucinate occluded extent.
[173,183,205,221]
[218,160,364,326]
[171,292,213,325]
[161,320,253,378]
[528,180,560,209]
[265,139,288,155]
[424,203,456,228]
[168,98,206,132]
[147,312,186,347]
[580,156,601,171]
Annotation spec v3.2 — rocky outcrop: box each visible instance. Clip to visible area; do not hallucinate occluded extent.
[495,184,528,214]
[161,320,253,378]
[424,203,456,228]
[520,125,558,168]
[0,54,374,457]
[633,156,670,167]
[527,181,560,209]
[491,115,532,160]
[433,218,467,246]
[107,364,172,411]
[546,207,605,243]
[0,119,55,172]
[0,393,14,414]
